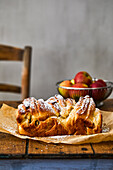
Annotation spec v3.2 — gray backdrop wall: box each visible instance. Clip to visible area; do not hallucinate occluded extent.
[0,0,113,100]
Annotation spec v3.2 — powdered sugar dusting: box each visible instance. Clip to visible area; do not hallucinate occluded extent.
[53,102,60,111]
[18,97,38,112]
[45,95,64,112]
[46,97,56,103]
[76,95,95,115]
[49,135,71,140]
[55,94,64,100]
[38,99,55,114]
[30,97,37,109]
[23,98,30,108]
[38,99,44,102]
[102,123,110,133]
[18,95,64,115]
[46,94,63,104]
[18,104,25,113]
[45,102,56,114]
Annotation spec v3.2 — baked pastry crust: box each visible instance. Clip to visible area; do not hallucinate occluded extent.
[16,95,102,137]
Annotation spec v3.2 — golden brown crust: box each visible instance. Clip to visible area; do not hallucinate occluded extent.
[16,95,102,137]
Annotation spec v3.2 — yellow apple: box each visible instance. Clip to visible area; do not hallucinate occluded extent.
[58,80,72,98]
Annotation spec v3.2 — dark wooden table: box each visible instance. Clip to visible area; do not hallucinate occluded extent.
[0,99,113,169]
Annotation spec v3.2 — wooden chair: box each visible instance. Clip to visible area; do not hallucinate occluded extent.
[0,44,32,107]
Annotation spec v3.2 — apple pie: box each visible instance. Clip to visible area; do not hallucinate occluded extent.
[16,95,102,137]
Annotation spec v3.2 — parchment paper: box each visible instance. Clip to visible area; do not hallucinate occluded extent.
[0,104,113,144]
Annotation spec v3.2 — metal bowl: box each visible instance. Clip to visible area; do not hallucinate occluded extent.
[56,79,113,107]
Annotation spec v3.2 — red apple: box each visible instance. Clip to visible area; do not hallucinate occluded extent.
[96,79,107,87]
[58,80,72,98]
[74,71,92,86]
[69,83,89,101]
[90,81,106,101]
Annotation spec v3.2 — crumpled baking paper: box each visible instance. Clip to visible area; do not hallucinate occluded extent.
[0,104,113,144]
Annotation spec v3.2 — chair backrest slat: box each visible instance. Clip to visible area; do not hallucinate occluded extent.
[0,45,23,61]
[0,84,21,93]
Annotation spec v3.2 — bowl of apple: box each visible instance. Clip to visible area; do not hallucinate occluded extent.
[56,71,113,107]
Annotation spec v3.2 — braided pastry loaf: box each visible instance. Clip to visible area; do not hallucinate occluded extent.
[16,95,102,137]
